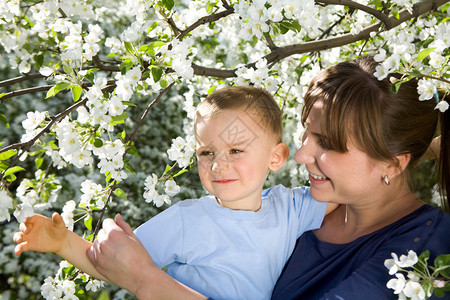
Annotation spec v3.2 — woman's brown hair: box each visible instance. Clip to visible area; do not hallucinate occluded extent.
[301,57,449,211]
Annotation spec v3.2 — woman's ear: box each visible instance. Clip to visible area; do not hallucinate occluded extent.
[385,153,411,180]
[269,143,289,171]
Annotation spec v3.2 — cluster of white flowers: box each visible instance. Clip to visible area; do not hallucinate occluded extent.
[373,19,450,112]
[143,173,180,207]
[236,58,280,91]
[61,200,76,231]
[385,251,427,299]
[13,171,61,223]
[80,180,106,209]
[40,260,103,299]
[385,250,447,300]
[161,38,195,80]
[54,117,94,169]
[21,110,48,143]
[167,136,196,168]
[94,140,128,182]
[0,190,13,222]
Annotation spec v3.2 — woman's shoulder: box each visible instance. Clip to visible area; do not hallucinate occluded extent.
[379,204,450,255]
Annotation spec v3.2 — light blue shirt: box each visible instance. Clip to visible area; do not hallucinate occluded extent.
[135,185,326,300]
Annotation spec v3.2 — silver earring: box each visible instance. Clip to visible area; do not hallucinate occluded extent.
[384,175,390,185]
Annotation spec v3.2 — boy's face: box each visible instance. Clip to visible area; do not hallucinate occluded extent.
[195,109,279,211]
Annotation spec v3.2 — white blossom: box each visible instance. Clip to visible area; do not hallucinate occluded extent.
[387,273,406,294]
[435,101,449,113]
[417,78,437,101]
[13,202,34,223]
[164,180,180,197]
[403,281,426,300]
[0,190,13,222]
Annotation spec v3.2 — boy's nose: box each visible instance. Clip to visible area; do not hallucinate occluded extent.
[211,156,230,172]
[294,136,315,165]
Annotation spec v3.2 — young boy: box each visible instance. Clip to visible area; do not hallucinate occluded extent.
[14,86,336,300]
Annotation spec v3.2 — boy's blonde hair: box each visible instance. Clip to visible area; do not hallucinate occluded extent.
[195,86,283,143]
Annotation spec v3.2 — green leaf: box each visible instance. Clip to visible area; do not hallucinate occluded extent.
[0,93,6,99]
[124,41,134,54]
[93,138,103,148]
[46,85,57,98]
[34,54,44,70]
[160,79,168,88]
[434,288,445,297]
[72,85,82,102]
[392,10,400,20]
[390,80,403,94]
[46,82,72,99]
[148,22,159,33]
[151,67,164,82]
[123,164,135,176]
[4,166,25,177]
[121,101,136,107]
[110,112,129,126]
[160,0,174,10]
[0,149,17,160]
[114,188,128,200]
[127,143,139,155]
[417,48,436,61]
[207,86,216,95]
[173,169,188,177]
[84,215,93,231]
[149,41,166,49]
[0,113,9,128]
[36,157,44,169]
[434,254,450,277]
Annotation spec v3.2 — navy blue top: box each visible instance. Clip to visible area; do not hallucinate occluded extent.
[272,205,450,300]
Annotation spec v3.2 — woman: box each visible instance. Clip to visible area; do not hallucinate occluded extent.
[86,57,450,299]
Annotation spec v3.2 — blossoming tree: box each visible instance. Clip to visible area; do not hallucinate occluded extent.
[0,0,449,298]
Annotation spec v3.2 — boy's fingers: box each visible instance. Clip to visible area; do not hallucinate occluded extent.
[19,222,30,234]
[13,231,23,244]
[14,242,29,256]
[51,212,65,227]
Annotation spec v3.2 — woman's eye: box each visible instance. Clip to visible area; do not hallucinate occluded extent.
[230,149,243,154]
[317,138,331,151]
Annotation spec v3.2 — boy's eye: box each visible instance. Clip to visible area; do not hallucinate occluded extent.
[199,150,214,156]
[230,149,243,154]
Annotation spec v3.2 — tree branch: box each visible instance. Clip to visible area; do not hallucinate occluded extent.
[0,73,45,88]
[0,98,88,180]
[125,81,176,145]
[178,6,235,40]
[1,85,53,102]
[191,0,449,78]
[316,0,392,26]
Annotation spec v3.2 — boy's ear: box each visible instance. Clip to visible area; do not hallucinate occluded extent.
[269,143,289,171]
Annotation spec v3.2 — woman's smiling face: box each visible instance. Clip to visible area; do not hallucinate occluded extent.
[294,100,386,205]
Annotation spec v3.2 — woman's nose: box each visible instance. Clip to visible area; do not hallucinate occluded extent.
[294,136,315,165]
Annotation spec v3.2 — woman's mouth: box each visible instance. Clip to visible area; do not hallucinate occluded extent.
[309,172,328,181]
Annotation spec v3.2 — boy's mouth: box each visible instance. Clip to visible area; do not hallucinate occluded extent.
[213,179,238,184]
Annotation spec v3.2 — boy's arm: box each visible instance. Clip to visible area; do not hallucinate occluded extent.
[87,214,207,300]
[14,212,108,282]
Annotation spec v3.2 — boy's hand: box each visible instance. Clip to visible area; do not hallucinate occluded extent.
[13,212,68,256]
